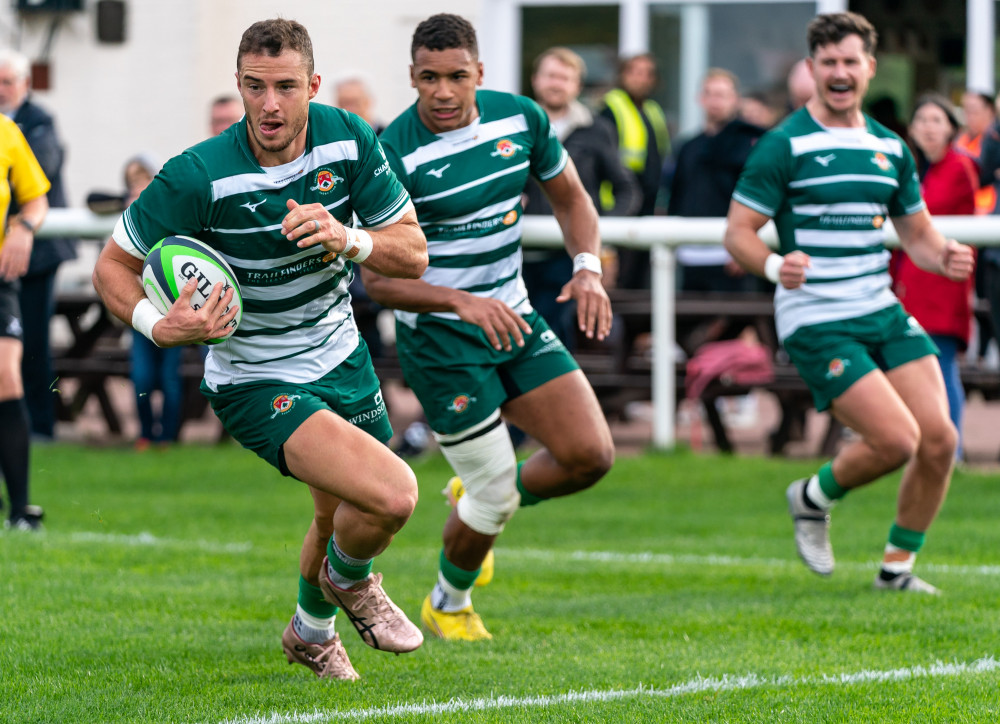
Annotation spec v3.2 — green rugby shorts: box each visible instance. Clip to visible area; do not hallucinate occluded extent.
[395,309,579,434]
[782,303,938,411]
[201,341,391,475]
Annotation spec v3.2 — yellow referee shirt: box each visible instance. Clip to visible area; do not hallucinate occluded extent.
[0,114,50,248]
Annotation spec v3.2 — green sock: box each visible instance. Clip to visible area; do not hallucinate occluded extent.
[817,462,848,501]
[516,461,546,507]
[439,549,480,590]
[888,524,926,553]
[298,575,338,618]
[326,537,373,582]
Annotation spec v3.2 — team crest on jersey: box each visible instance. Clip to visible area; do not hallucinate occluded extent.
[270,393,302,419]
[872,215,885,229]
[825,358,850,379]
[491,139,523,158]
[870,152,891,172]
[448,394,476,413]
[502,210,518,225]
[310,169,343,193]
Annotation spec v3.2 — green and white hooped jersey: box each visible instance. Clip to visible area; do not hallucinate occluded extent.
[380,90,568,328]
[113,103,411,391]
[732,108,925,341]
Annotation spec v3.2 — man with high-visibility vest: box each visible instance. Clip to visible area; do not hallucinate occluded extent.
[600,53,670,289]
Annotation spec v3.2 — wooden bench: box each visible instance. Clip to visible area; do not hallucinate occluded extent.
[52,293,209,435]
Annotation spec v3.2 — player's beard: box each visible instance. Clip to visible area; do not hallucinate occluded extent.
[251,113,308,155]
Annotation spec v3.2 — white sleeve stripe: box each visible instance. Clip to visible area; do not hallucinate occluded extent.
[365,199,413,231]
[732,192,776,217]
[538,148,569,181]
[113,212,145,260]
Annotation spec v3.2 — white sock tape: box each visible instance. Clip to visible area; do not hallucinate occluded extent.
[132,298,166,346]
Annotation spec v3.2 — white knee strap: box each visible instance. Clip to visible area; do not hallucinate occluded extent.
[434,412,520,535]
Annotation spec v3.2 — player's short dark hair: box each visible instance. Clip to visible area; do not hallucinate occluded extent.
[411,13,478,61]
[238,18,314,76]
[807,12,878,57]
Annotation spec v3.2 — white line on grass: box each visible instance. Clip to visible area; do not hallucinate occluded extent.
[67,531,252,554]
[212,656,999,724]
[47,532,1000,576]
[503,547,1000,577]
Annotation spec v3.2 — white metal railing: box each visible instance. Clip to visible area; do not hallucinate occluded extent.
[38,209,1000,449]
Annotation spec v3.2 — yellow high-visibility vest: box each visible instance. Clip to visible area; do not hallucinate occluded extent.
[603,88,670,172]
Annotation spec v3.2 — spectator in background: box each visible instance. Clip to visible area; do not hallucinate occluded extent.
[958,90,998,366]
[0,49,76,441]
[665,68,764,295]
[892,94,977,461]
[0,112,50,530]
[785,58,816,111]
[956,90,996,215]
[121,153,184,450]
[208,95,243,137]
[740,90,780,129]
[524,46,639,346]
[601,53,670,289]
[334,76,385,135]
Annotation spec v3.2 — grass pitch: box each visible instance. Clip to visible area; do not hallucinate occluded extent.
[1,443,998,722]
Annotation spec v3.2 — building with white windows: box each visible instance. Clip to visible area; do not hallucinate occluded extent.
[0,0,994,208]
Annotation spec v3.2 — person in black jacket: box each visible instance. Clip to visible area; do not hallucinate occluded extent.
[523,46,639,347]
[0,50,76,440]
[664,68,764,293]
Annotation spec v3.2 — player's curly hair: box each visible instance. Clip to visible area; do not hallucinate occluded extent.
[410,13,478,61]
[807,11,878,56]
[238,18,314,76]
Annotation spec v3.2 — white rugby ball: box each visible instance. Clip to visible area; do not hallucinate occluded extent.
[141,235,242,345]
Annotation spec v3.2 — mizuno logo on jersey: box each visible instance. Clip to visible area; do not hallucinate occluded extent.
[241,199,266,212]
[814,153,836,167]
[426,163,451,178]
[491,139,523,158]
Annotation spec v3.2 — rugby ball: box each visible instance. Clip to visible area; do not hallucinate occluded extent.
[141,235,242,344]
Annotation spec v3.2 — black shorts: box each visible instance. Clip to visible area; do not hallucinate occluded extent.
[0,278,22,340]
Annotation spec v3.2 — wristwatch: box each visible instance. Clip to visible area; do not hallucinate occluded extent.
[16,216,36,233]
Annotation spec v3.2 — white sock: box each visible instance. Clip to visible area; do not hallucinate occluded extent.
[881,543,916,575]
[293,605,336,644]
[805,474,835,510]
[430,572,472,613]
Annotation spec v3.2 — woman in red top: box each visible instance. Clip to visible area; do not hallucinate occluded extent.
[893,93,978,459]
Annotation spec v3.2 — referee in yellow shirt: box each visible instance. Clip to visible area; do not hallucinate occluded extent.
[0,113,50,530]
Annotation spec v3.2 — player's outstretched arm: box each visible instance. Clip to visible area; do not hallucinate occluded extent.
[724,200,810,289]
[541,159,612,341]
[893,209,975,282]
[93,240,236,347]
[360,267,532,353]
[282,200,427,279]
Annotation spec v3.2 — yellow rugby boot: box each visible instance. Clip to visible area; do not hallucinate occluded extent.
[420,595,493,641]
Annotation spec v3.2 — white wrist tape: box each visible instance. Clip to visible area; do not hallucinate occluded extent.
[764,253,783,284]
[132,298,166,346]
[573,252,603,277]
[342,227,374,264]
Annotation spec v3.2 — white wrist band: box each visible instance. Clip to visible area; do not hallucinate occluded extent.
[573,252,603,277]
[764,253,783,284]
[343,227,374,264]
[132,298,166,346]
